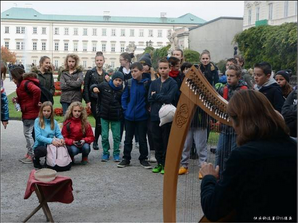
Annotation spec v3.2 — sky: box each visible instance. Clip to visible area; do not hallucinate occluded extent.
[1,1,244,22]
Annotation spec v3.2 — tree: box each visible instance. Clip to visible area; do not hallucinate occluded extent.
[1,46,17,64]
[233,22,297,75]
[183,49,200,64]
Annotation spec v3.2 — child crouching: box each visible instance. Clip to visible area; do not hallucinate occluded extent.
[62,101,95,165]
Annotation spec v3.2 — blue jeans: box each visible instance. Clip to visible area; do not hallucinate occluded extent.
[215,132,237,177]
[68,143,90,158]
[61,102,71,115]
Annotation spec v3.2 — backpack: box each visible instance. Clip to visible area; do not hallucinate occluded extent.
[24,80,54,104]
[46,144,72,172]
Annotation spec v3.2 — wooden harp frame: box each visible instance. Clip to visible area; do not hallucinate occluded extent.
[163,66,232,222]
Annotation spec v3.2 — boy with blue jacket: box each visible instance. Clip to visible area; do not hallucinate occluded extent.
[148,58,178,174]
[117,62,152,169]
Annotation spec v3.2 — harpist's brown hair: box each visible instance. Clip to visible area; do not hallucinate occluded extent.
[227,90,289,146]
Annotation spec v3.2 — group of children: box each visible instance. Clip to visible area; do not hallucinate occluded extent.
[1,48,296,177]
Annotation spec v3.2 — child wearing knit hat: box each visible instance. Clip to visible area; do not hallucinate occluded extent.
[90,71,124,162]
[275,69,293,99]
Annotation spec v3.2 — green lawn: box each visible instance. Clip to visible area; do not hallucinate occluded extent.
[7,92,95,127]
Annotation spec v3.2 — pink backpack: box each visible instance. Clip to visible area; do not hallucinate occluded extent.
[46,144,72,172]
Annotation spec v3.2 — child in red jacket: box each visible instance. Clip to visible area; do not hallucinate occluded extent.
[62,101,94,165]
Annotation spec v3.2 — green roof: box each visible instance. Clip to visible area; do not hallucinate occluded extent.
[1,7,206,25]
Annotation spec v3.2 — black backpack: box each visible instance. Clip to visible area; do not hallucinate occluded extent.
[24,80,54,104]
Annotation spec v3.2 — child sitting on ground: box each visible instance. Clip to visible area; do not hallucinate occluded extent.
[33,101,64,169]
[62,101,95,165]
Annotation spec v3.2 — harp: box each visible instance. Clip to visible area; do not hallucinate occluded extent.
[163,65,233,222]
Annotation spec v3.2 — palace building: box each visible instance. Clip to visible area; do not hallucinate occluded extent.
[1,7,205,70]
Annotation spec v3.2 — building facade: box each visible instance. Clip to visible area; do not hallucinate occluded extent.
[243,1,297,30]
[189,17,243,64]
[1,7,205,70]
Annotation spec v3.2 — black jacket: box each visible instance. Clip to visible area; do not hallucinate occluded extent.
[198,62,219,87]
[90,82,123,121]
[281,89,297,137]
[148,77,178,122]
[83,67,108,103]
[201,132,297,222]
[259,83,285,112]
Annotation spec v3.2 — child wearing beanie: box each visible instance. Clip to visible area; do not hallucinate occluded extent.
[90,71,124,162]
[275,70,293,99]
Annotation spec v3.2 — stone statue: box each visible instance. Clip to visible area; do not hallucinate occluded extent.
[168,29,179,55]
[125,43,136,54]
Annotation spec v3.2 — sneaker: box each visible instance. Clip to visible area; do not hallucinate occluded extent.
[178,166,188,175]
[101,154,109,162]
[20,156,33,164]
[152,164,163,173]
[140,160,152,169]
[160,167,165,175]
[81,160,88,165]
[93,142,99,150]
[117,159,130,168]
[19,154,29,162]
[113,155,120,162]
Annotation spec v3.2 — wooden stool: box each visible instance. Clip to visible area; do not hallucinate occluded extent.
[23,170,73,222]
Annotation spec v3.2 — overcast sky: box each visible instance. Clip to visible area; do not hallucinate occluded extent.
[1,1,244,22]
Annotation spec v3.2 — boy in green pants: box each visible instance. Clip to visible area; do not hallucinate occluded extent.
[90,72,124,162]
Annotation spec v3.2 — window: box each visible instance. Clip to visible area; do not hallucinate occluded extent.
[111,61,115,68]
[120,43,125,52]
[16,27,20,34]
[158,30,162,37]
[55,28,59,35]
[55,42,59,51]
[42,27,46,34]
[83,61,87,68]
[73,42,78,51]
[268,3,273,20]
[21,27,25,34]
[74,28,78,35]
[65,28,69,35]
[5,42,9,49]
[5,27,9,33]
[149,30,153,37]
[64,43,68,51]
[42,42,46,51]
[284,1,289,17]
[121,29,125,36]
[296,2,298,15]
[33,27,37,34]
[83,28,88,36]
[93,28,97,36]
[102,43,106,52]
[102,28,107,36]
[157,42,163,47]
[130,29,134,37]
[83,42,87,51]
[111,29,116,36]
[33,60,37,65]
[248,9,252,25]
[54,60,58,68]
[16,42,24,50]
[256,7,260,21]
[33,42,37,51]
[92,42,97,52]
[139,29,144,37]
[111,43,115,52]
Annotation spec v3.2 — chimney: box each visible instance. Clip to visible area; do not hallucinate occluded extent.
[160,12,167,18]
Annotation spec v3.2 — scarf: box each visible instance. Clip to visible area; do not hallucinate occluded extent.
[108,80,122,91]
[169,70,180,78]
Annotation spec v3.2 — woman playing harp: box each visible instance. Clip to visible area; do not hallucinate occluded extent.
[200,90,297,222]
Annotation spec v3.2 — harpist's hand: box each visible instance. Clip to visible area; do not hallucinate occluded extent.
[199,162,219,179]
